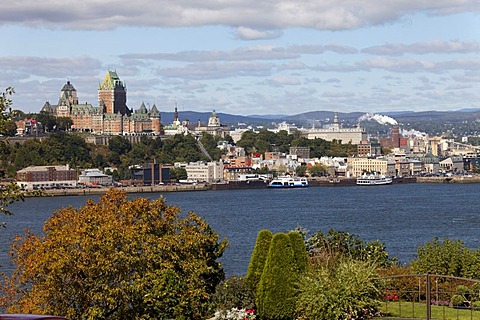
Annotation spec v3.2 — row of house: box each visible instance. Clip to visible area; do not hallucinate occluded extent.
[14,151,469,190]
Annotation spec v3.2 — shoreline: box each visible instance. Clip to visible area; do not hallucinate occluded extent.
[26,175,480,197]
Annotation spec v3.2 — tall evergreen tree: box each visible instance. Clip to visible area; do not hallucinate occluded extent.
[288,231,308,274]
[244,229,272,292]
[256,232,297,320]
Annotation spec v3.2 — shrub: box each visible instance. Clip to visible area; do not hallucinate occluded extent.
[296,258,382,320]
[288,231,308,274]
[245,229,272,292]
[256,233,297,320]
[451,294,466,307]
[213,276,255,315]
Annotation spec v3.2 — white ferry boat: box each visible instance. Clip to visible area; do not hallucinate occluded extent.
[356,174,393,186]
[268,176,309,188]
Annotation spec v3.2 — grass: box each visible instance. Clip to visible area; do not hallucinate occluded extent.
[379,301,480,320]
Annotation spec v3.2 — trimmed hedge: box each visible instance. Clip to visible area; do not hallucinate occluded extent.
[256,232,297,320]
[245,229,272,292]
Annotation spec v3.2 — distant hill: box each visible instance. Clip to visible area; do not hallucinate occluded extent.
[160,109,480,136]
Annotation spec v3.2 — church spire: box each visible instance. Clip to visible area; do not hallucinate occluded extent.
[173,103,178,122]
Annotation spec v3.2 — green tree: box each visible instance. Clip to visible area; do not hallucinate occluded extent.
[410,237,480,278]
[108,136,132,155]
[200,132,224,160]
[31,111,57,132]
[45,132,91,166]
[213,276,255,316]
[0,87,25,219]
[1,119,17,136]
[256,232,297,320]
[295,165,307,177]
[308,163,328,177]
[244,229,273,292]
[288,231,308,274]
[296,258,382,320]
[0,189,228,319]
[170,167,188,181]
[307,229,393,267]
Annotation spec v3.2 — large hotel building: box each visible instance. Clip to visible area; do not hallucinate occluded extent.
[41,71,162,135]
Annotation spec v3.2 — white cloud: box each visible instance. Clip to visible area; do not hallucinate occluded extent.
[363,40,480,56]
[1,0,478,31]
[267,76,301,86]
[234,27,283,40]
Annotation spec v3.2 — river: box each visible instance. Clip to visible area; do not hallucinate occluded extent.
[1,183,479,276]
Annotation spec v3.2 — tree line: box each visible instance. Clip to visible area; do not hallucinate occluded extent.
[0,128,357,181]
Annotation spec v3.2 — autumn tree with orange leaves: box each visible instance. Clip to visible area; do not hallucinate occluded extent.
[0,189,227,319]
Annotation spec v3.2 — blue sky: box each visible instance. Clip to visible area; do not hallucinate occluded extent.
[1,1,479,116]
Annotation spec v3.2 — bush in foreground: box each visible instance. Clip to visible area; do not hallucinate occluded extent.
[0,189,227,319]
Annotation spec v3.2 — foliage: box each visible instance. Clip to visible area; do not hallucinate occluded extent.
[108,136,132,155]
[296,258,382,320]
[211,308,256,320]
[382,301,480,319]
[377,265,419,301]
[288,231,308,273]
[244,229,272,292]
[308,163,328,176]
[306,228,394,267]
[451,294,467,307]
[0,87,14,133]
[0,189,228,319]
[170,167,188,181]
[256,232,297,320]
[45,132,91,167]
[0,87,26,222]
[200,132,225,161]
[410,237,480,278]
[213,276,255,317]
[0,183,26,225]
[237,130,356,156]
[295,165,307,176]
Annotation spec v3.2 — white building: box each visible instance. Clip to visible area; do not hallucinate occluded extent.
[347,157,396,177]
[305,113,367,144]
[78,168,113,186]
[185,161,224,183]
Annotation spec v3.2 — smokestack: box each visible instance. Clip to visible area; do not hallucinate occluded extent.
[392,125,400,148]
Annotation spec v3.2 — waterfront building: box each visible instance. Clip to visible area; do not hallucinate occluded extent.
[130,163,170,185]
[184,161,224,183]
[347,157,396,177]
[16,165,77,190]
[78,169,113,186]
[440,156,464,173]
[417,154,440,174]
[304,113,367,144]
[40,72,162,135]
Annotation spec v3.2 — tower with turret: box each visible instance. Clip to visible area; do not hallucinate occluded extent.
[98,71,129,115]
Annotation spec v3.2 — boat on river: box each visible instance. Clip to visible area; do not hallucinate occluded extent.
[268,176,309,188]
[356,174,393,186]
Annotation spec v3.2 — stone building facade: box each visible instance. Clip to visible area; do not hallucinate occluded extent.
[305,113,367,144]
[41,71,162,135]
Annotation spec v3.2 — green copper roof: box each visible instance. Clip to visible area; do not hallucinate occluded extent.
[99,71,123,90]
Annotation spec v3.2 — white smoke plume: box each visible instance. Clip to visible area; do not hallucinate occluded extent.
[401,128,426,137]
[357,113,398,125]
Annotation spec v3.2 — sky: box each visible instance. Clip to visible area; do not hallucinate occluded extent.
[1,0,479,116]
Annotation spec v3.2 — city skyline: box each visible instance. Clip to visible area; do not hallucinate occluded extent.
[1,0,479,116]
